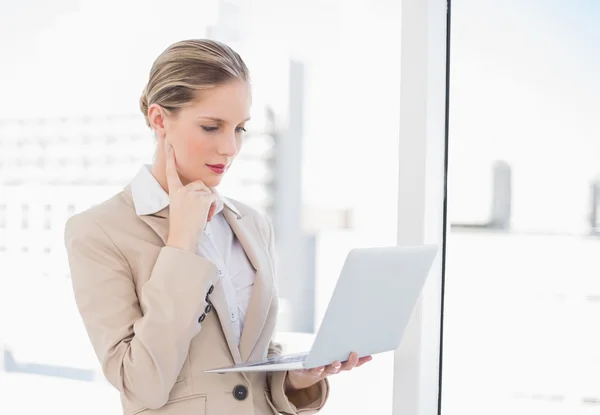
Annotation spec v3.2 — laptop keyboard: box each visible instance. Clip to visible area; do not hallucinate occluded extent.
[245,353,308,367]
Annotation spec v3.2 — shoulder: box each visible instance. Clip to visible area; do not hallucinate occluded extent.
[64,192,136,289]
[65,190,137,245]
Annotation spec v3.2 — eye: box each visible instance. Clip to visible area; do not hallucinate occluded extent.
[201,126,218,132]
[236,127,247,133]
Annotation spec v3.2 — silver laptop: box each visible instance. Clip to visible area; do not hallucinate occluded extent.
[204,244,438,373]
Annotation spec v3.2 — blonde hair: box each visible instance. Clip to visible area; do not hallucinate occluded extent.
[139,39,250,127]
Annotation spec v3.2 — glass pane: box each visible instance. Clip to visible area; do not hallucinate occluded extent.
[0,1,401,414]
[443,1,600,414]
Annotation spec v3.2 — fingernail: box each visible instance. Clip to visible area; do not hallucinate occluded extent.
[334,363,341,369]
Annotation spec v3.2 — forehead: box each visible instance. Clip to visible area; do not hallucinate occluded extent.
[185,81,252,122]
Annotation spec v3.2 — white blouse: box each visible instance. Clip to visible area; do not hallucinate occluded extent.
[130,165,255,345]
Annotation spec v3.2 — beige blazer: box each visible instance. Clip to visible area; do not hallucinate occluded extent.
[64,185,329,415]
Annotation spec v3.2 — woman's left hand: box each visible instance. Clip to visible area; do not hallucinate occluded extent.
[285,352,372,392]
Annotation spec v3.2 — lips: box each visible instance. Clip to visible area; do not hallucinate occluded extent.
[207,164,226,174]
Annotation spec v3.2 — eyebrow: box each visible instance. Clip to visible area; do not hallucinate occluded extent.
[198,116,251,123]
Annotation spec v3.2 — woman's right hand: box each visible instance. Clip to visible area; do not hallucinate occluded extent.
[165,144,217,252]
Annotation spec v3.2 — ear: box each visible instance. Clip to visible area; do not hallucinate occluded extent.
[148,104,167,139]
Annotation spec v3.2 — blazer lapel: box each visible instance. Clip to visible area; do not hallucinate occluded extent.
[210,282,244,364]
[138,213,169,245]
[222,208,274,362]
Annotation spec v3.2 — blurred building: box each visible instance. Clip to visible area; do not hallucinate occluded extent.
[0,113,277,280]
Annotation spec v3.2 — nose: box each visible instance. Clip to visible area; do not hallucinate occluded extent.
[217,130,238,157]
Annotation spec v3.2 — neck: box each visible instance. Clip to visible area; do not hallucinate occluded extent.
[151,152,168,192]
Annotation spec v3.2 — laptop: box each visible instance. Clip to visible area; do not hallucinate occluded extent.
[204,244,438,373]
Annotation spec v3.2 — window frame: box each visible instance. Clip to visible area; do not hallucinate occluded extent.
[392,0,450,414]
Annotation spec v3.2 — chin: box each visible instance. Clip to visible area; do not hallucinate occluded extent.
[202,176,224,188]
[180,171,222,188]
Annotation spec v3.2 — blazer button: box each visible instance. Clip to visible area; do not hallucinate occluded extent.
[233,385,248,401]
[205,304,213,313]
[198,313,206,323]
[208,285,215,295]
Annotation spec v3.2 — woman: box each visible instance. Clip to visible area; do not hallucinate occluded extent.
[64,39,370,415]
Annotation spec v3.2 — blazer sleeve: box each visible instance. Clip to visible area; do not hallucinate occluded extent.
[64,213,218,409]
[262,215,330,414]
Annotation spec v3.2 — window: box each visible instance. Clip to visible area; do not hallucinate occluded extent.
[440,1,600,414]
[17,1,598,414]
[1,2,411,414]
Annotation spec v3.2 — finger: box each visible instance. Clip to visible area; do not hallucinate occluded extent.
[355,355,373,367]
[308,366,325,377]
[186,181,211,192]
[165,144,183,192]
[324,361,342,375]
[340,352,359,371]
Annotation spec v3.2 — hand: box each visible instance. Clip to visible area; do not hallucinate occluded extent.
[285,352,372,392]
[165,144,217,252]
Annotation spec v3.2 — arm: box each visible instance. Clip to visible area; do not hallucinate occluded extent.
[65,214,217,409]
[262,216,330,414]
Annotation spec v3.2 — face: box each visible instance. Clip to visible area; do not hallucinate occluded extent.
[150,80,251,188]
